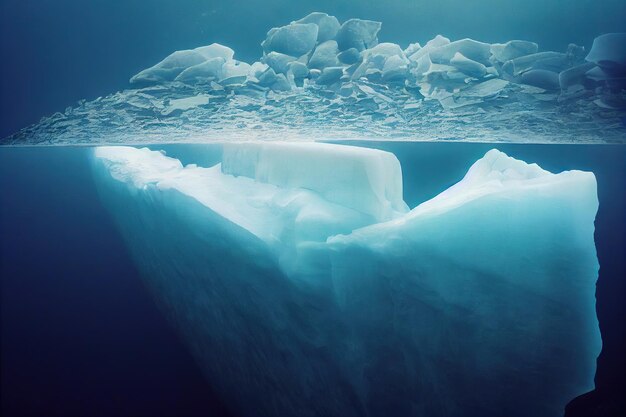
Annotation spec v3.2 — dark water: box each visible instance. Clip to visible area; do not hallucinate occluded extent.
[1,143,624,416]
[0,146,230,416]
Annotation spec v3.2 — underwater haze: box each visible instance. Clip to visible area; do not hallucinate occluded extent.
[1,1,625,417]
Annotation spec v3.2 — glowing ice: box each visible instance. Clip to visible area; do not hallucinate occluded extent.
[92,142,601,417]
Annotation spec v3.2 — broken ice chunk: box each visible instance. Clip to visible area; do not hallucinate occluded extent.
[585,33,626,70]
[256,67,278,85]
[264,52,297,74]
[429,38,492,66]
[502,52,567,76]
[175,57,226,84]
[287,61,309,79]
[130,50,207,85]
[308,40,340,69]
[270,73,293,91]
[221,61,251,80]
[336,18,382,51]
[130,43,242,86]
[404,42,422,57]
[249,61,268,75]
[262,23,319,57]
[161,94,210,116]
[407,35,451,62]
[521,69,561,90]
[382,55,409,82]
[490,40,538,63]
[437,78,509,109]
[295,12,340,43]
[586,66,614,81]
[559,62,597,90]
[337,48,361,65]
[365,42,405,58]
[194,43,235,61]
[450,52,488,78]
[411,53,433,77]
[315,67,344,85]
[351,43,407,81]
[464,78,509,97]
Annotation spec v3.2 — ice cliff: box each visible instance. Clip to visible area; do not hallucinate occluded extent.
[4,13,625,145]
[92,142,601,417]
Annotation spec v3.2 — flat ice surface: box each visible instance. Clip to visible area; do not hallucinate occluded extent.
[3,12,625,145]
[221,142,408,221]
[93,142,601,417]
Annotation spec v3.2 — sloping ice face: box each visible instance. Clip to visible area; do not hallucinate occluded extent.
[4,13,625,145]
[92,142,601,417]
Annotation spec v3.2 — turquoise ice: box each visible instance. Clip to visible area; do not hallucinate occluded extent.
[92,142,601,417]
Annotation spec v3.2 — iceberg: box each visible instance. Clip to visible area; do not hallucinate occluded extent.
[92,142,601,417]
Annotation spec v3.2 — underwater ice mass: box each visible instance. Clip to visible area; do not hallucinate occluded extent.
[93,142,602,417]
[5,13,625,145]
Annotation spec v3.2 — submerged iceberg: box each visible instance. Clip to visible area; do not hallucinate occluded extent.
[92,142,601,417]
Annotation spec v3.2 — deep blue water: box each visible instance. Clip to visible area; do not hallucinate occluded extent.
[1,143,624,416]
[0,147,231,416]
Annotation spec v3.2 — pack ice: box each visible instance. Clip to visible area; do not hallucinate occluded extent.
[127,11,625,111]
[6,12,625,145]
[92,142,600,417]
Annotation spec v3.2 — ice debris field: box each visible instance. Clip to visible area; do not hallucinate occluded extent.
[93,141,601,417]
[4,12,626,145]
